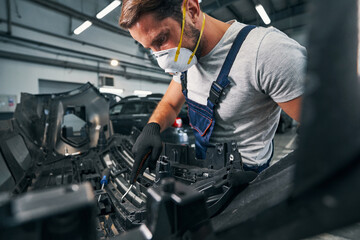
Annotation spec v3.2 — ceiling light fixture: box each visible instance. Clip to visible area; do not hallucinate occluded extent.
[96,0,121,19]
[110,59,119,66]
[73,20,92,35]
[255,4,271,25]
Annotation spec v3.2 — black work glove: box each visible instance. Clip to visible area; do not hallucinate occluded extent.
[130,122,163,183]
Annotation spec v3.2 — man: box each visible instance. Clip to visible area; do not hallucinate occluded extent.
[119,0,306,183]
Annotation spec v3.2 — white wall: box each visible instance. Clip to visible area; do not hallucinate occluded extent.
[0,59,169,103]
[0,59,97,96]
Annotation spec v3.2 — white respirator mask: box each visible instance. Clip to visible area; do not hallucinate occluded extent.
[153,0,205,76]
[153,47,198,76]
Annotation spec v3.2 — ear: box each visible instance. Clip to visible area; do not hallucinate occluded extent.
[186,0,201,24]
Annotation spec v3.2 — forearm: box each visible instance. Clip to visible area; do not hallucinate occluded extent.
[148,99,183,132]
[148,80,186,132]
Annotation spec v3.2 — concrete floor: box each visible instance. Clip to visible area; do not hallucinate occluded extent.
[272,127,359,240]
[273,126,298,165]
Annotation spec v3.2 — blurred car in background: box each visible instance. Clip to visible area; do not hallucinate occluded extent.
[110,94,194,145]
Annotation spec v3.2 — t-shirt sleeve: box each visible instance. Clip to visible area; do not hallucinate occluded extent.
[255,29,307,103]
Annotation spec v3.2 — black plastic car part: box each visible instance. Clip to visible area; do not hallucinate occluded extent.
[0,81,252,239]
[14,83,112,157]
[0,182,97,240]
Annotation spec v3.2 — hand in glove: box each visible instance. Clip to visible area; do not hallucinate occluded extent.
[130,122,163,183]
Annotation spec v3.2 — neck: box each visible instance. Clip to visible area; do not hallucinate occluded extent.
[200,14,231,57]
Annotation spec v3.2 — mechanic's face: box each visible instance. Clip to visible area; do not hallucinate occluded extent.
[129,12,200,54]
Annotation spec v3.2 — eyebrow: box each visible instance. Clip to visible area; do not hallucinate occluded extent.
[150,29,170,48]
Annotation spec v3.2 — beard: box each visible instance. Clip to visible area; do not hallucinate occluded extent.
[184,22,204,59]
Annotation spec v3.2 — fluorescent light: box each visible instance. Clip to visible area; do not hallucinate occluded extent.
[110,59,119,66]
[133,90,152,96]
[255,4,271,25]
[73,20,92,35]
[96,0,121,19]
[99,87,124,95]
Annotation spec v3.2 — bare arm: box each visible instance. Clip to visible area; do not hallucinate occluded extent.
[277,96,302,122]
[148,80,185,132]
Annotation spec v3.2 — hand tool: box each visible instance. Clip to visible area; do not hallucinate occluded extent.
[121,151,151,202]
[98,168,110,202]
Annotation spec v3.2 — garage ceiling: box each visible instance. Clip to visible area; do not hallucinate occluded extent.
[31,0,309,36]
[201,0,308,33]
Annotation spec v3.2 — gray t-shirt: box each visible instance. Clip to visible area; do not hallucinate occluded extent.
[173,21,306,167]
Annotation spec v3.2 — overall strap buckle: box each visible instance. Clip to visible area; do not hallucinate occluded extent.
[209,81,225,104]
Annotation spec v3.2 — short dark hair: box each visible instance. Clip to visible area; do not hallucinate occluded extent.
[119,0,183,29]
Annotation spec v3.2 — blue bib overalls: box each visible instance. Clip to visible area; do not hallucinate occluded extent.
[181,25,256,160]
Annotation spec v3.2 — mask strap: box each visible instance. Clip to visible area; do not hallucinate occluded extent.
[175,0,187,62]
[187,13,205,65]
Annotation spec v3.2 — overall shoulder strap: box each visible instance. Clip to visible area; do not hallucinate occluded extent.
[208,25,256,106]
[180,71,188,96]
